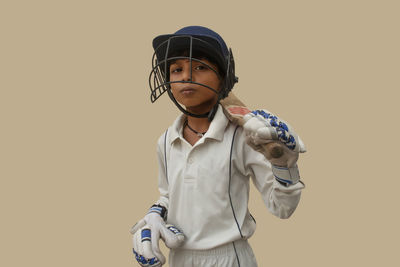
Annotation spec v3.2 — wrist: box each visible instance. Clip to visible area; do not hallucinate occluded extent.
[272,164,300,186]
[148,204,168,220]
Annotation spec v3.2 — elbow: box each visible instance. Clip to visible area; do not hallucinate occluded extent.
[266,190,302,219]
[277,209,295,219]
[269,203,298,219]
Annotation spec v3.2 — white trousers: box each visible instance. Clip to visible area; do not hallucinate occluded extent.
[169,239,258,267]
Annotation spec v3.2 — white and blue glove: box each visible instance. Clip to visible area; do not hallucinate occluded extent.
[243,109,306,185]
[130,205,184,266]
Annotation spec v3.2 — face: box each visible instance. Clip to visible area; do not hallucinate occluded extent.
[169,58,221,114]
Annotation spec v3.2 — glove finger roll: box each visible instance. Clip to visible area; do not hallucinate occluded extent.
[161,224,185,249]
[133,227,161,267]
[141,228,154,259]
[130,218,146,235]
[151,226,165,264]
[252,110,298,151]
[135,229,145,256]
[256,126,278,141]
[244,117,266,133]
[133,230,146,266]
[298,135,307,153]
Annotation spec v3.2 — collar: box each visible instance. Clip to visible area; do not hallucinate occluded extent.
[169,104,229,144]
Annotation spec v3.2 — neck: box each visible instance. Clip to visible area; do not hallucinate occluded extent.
[184,100,218,131]
[186,116,211,133]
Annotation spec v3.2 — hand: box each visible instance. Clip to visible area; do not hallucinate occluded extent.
[243,109,306,167]
[130,213,184,266]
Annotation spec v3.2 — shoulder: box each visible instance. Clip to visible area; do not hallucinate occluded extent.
[156,129,168,146]
[156,114,184,151]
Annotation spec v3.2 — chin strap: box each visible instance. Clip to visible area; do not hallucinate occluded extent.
[207,101,219,121]
[207,93,225,121]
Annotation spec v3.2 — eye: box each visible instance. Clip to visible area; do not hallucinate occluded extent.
[170,67,182,74]
[194,65,206,71]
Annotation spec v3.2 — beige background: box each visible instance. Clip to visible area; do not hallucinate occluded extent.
[1,0,399,266]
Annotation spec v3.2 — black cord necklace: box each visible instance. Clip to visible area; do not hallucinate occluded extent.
[184,120,207,138]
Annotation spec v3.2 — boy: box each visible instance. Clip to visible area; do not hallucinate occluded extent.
[130,26,306,267]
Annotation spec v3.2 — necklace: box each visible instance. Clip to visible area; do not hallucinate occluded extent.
[184,120,207,138]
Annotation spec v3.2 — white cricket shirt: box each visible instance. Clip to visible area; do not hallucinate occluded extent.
[155,105,304,250]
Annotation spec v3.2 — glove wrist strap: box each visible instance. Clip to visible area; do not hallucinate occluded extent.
[272,164,300,186]
[148,204,167,220]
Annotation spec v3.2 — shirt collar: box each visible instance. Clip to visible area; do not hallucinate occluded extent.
[169,104,229,144]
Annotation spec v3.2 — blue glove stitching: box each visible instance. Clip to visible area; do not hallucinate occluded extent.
[252,110,296,150]
[133,249,160,266]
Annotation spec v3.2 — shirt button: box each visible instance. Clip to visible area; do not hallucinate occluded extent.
[188,158,194,164]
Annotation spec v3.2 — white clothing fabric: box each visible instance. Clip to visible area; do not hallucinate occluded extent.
[169,239,257,267]
[155,105,304,250]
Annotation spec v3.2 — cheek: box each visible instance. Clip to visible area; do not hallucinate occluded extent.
[169,73,177,82]
[169,74,181,91]
[206,76,221,91]
[169,83,179,95]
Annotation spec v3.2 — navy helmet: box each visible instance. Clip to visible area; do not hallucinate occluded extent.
[149,26,238,120]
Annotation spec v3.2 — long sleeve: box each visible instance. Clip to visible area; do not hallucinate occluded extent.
[242,132,304,219]
[155,133,169,209]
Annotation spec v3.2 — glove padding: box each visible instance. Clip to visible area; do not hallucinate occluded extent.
[130,213,184,266]
[243,109,306,167]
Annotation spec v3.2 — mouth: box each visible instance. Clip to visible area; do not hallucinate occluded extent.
[179,87,197,95]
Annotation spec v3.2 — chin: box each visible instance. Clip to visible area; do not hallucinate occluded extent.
[186,103,216,114]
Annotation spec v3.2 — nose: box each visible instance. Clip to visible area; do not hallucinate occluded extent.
[181,63,192,82]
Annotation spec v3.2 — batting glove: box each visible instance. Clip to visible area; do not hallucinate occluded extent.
[243,109,306,185]
[130,205,184,266]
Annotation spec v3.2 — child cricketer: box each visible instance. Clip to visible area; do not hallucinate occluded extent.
[130,25,306,267]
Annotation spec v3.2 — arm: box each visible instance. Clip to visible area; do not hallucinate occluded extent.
[240,110,306,218]
[130,132,183,267]
[154,134,169,209]
[245,148,304,219]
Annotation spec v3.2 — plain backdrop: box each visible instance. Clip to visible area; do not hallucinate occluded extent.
[1,0,399,266]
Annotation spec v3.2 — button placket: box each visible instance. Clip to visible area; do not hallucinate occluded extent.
[184,150,197,184]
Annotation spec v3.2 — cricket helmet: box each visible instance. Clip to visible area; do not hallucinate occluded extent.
[149,26,238,119]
